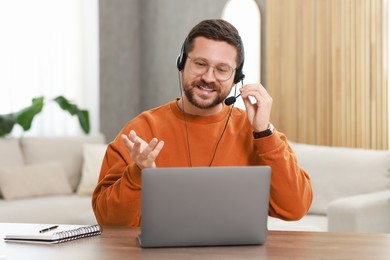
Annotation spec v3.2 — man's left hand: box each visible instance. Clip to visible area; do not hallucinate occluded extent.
[240,83,272,132]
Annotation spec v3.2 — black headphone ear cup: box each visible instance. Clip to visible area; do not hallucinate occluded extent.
[176,52,187,71]
[176,55,183,70]
[177,39,187,71]
[233,62,245,84]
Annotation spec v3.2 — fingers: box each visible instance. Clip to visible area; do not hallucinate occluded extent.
[239,84,273,132]
[121,130,164,169]
[241,94,254,110]
[136,138,164,169]
[240,84,272,104]
[128,130,137,143]
[121,130,138,150]
[149,140,165,161]
[132,137,142,157]
[139,138,158,160]
[121,134,133,150]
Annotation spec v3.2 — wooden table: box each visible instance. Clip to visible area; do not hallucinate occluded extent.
[1,223,390,259]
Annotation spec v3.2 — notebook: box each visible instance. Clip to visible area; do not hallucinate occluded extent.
[138,166,271,248]
[4,224,102,244]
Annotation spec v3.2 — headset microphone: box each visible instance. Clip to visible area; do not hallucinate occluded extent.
[224,93,241,106]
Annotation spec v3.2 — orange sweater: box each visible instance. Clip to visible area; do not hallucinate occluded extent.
[92,99,313,226]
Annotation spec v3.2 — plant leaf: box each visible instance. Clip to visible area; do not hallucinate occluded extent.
[54,96,78,115]
[0,114,16,137]
[54,96,90,134]
[77,110,90,134]
[14,97,45,130]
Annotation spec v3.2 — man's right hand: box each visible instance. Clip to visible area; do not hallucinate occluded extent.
[121,130,165,169]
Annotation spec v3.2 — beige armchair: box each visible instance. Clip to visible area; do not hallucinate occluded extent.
[328,190,390,233]
[268,142,390,233]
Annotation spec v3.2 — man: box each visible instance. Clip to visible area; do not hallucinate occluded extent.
[92,19,312,226]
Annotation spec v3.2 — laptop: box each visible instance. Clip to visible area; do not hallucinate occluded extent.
[138,166,271,248]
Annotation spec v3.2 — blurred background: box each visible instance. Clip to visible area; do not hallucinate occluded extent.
[1,0,389,150]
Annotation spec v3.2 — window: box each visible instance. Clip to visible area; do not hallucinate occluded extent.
[0,0,99,136]
[222,0,261,109]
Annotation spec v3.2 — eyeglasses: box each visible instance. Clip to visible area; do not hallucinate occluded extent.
[187,57,235,81]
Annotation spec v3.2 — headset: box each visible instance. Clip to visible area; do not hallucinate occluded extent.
[176,38,245,84]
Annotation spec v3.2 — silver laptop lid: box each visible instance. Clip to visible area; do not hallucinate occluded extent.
[139,166,271,247]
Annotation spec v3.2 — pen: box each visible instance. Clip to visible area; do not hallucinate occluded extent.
[39,225,59,233]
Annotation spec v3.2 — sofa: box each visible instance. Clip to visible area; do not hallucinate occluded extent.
[0,135,106,225]
[268,142,390,233]
[1,136,389,233]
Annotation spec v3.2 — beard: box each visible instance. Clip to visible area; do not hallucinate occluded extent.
[183,79,230,109]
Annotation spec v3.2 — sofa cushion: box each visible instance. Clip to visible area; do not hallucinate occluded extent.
[20,135,105,191]
[290,142,390,215]
[0,195,98,224]
[77,143,107,195]
[0,162,72,200]
[0,138,24,166]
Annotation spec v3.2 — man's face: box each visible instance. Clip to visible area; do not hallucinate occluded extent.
[181,37,237,110]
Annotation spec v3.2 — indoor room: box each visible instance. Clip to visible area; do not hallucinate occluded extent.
[0,0,389,259]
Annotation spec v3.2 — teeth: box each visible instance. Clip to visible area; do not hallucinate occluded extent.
[198,85,213,91]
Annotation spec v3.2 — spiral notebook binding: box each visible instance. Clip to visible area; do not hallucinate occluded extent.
[54,224,102,243]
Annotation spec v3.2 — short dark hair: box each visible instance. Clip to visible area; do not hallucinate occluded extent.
[184,19,244,69]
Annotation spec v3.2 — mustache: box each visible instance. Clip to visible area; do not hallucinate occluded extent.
[193,80,217,90]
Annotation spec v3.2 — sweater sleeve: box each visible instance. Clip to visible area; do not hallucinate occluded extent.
[254,130,313,220]
[92,135,143,226]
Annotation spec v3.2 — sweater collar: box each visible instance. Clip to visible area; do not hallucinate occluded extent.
[170,98,231,124]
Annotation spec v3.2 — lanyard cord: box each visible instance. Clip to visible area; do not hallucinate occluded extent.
[207,105,234,166]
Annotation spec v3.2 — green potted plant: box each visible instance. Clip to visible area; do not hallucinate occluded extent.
[0,96,90,137]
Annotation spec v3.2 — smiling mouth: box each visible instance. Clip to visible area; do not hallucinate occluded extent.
[197,84,214,92]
